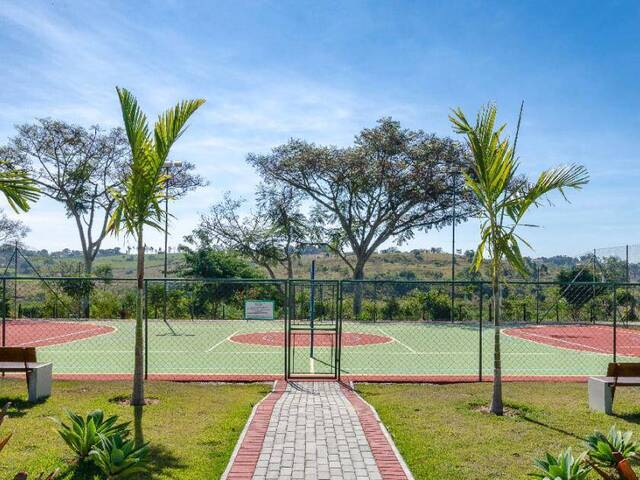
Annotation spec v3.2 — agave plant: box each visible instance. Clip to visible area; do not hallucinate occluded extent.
[585,426,640,479]
[531,448,591,480]
[89,433,150,479]
[53,409,130,461]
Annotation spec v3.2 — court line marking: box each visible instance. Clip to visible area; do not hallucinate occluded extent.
[377,327,417,353]
[310,356,315,374]
[502,329,612,355]
[15,326,114,347]
[207,330,241,352]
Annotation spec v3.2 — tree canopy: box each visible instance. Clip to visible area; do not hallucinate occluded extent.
[247,117,473,281]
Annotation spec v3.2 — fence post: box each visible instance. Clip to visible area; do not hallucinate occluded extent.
[536,265,540,324]
[144,279,149,380]
[1,278,4,381]
[478,282,483,382]
[613,283,617,363]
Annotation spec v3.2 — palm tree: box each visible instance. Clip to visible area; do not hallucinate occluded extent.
[449,103,588,415]
[109,87,204,444]
[0,162,39,212]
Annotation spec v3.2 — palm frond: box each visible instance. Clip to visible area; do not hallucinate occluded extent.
[0,171,40,213]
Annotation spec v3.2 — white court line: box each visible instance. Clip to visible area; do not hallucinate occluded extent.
[207,330,241,352]
[310,356,315,374]
[505,330,610,354]
[377,327,417,353]
[16,327,109,347]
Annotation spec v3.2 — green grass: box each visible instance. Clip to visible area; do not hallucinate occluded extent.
[0,379,270,479]
[357,382,640,479]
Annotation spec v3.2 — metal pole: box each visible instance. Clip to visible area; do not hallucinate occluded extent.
[144,279,149,380]
[626,245,630,283]
[310,259,316,358]
[14,242,17,320]
[451,174,456,323]
[163,167,169,329]
[613,284,617,363]
[2,278,5,347]
[478,282,483,382]
[536,264,540,324]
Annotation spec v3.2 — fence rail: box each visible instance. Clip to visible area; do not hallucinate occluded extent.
[0,276,637,381]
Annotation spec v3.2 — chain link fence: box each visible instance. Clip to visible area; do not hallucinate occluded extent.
[1,276,638,381]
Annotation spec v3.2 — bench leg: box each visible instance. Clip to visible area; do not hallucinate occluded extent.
[589,377,613,414]
[27,363,52,402]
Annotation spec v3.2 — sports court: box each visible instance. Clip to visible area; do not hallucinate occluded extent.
[3,317,636,380]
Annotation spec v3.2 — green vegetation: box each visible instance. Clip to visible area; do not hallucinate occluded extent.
[357,382,640,480]
[450,102,589,414]
[0,380,269,479]
[109,86,205,444]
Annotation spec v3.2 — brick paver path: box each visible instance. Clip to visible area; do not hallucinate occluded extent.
[223,381,412,480]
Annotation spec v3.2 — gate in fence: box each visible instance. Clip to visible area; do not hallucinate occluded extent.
[285,280,341,380]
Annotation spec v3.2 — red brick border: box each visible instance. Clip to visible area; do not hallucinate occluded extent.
[223,381,286,480]
[341,383,413,480]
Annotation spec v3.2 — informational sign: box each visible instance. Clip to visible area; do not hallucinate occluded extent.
[244,300,275,320]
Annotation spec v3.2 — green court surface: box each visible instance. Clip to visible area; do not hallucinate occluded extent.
[20,318,633,379]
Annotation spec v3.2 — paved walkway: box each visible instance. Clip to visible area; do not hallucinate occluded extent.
[223,381,412,480]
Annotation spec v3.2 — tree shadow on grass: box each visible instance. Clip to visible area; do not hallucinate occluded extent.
[611,412,640,424]
[520,416,587,442]
[145,443,188,478]
[0,396,47,418]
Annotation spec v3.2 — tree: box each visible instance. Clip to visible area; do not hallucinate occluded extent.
[192,184,308,280]
[450,102,588,415]
[0,210,29,246]
[0,119,205,276]
[556,267,604,314]
[248,118,473,314]
[108,87,204,446]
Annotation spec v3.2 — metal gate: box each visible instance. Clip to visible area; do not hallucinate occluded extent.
[285,280,341,380]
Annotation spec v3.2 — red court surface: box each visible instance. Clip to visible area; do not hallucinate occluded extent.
[230,331,392,347]
[503,324,640,356]
[1,320,115,347]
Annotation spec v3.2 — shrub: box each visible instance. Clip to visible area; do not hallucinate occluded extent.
[90,433,149,479]
[53,410,130,461]
[531,448,591,480]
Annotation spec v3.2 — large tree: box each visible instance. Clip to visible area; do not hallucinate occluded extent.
[0,119,205,276]
[109,87,205,446]
[0,210,29,246]
[191,184,309,280]
[248,117,473,313]
[450,103,588,415]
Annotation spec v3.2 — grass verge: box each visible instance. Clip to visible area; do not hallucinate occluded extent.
[357,382,640,480]
[0,379,270,479]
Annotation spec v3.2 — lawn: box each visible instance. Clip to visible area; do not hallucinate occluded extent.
[358,382,640,479]
[0,379,271,479]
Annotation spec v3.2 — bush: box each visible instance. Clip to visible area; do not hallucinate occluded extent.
[90,433,149,479]
[53,409,130,461]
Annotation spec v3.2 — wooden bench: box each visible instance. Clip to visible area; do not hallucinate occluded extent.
[0,347,52,402]
[588,363,640,414]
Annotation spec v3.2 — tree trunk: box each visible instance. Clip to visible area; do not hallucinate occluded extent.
[489,258,503,415]
[352,263,365,318]
[81,258,92,319]
[132,229,145,446]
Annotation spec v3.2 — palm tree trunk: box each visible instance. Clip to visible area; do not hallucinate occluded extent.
[132,227,145,446]
[490,256,504,415]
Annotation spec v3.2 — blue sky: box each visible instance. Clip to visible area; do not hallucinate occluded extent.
[0,0,638,257]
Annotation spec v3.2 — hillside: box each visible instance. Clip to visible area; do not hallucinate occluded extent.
[0,246,577,282]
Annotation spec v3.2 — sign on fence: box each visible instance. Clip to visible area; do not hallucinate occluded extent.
[244,300,275,320]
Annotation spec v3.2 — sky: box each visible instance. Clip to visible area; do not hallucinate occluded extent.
[0,0,638,258]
